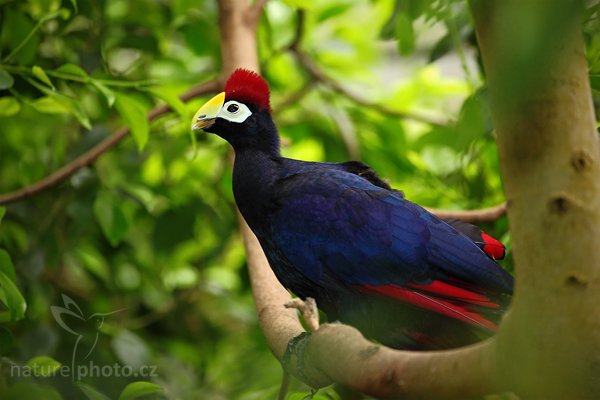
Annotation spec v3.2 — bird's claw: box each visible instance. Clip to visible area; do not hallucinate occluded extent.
[285,297,320,332]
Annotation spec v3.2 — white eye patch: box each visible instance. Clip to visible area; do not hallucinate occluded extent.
[217,100,253,123]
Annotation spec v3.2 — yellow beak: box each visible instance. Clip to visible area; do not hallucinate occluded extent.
[191,92,225,131]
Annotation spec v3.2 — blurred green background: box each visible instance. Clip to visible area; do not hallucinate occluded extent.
[0,0,599,399]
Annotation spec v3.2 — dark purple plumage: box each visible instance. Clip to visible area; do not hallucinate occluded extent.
[198,70,513,349]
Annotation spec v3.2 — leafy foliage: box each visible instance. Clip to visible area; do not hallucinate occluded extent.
[0,0,598,398]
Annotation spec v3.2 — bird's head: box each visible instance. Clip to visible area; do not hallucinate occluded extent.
[191,69,279,153]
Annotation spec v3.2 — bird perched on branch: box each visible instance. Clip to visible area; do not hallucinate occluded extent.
[192,69,512,350]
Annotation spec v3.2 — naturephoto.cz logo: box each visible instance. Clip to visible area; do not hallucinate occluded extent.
[9,294,158,381]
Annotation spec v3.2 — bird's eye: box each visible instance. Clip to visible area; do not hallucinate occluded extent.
[218,101,252,123]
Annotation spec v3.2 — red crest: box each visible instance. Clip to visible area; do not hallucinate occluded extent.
[224,69,271,113]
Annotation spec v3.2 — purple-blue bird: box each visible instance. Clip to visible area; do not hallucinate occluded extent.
[192,69,513,349]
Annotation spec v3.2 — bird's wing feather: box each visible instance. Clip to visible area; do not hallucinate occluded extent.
[444,218,506,260]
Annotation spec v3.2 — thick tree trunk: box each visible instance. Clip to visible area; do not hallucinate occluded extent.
[471,1,600,398]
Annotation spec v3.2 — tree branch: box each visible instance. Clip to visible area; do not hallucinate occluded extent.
[426,202,507,223]
[0,79,221,205]
[285,324,502,399]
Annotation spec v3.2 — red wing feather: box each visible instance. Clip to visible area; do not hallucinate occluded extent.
[407,281,501,308]
[481,232,506,260]
[356,283,499,331]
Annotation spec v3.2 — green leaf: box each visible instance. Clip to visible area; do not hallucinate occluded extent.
[413,125,462,151]
[0,270,27,321]
[286,391,334,400]
[3,382,62,400]
[421,146,461,176]
[0,249,17,282]
[0,207,5,224]
[76,382,112,400]
[118,382,162,400]
[0,97,21,117]
[281,0,315,9]
[55,63,88,78]
[69,0,78,13]
[26,78,91,129]
[115,93,149,151]
[75,245,110,282]
[429,32,452,63]
[590,74,600,93]
[92,80,115,107]
[317,4,352,22]
[0,327,14,355]
[456,93,491,146]
[32,65,55,90]
[93,191,129,246]
[396,13,415,55]
[26,355,62,377]
[31,96,73,114]
[0,68,14,89]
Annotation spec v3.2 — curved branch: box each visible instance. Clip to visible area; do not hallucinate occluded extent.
[427,202,507,223]
[286,324,501,399]
[0,79,221,205]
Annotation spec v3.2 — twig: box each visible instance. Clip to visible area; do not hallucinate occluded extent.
[0,79,221,205]
[426,202,507,223]
[288,9,306,52]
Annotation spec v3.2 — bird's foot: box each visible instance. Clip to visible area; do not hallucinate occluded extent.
[282,298,319,381]
[284,297,320,331]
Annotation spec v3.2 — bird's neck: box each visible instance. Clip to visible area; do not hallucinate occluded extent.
[232,148,281,230]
